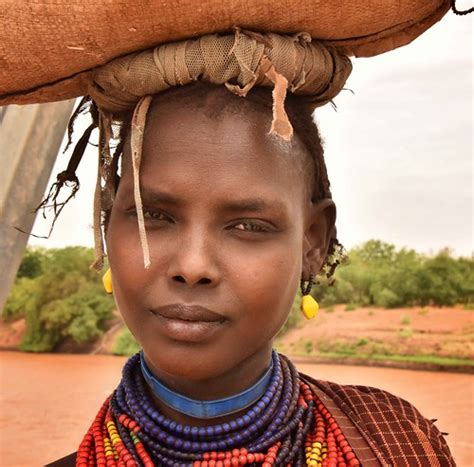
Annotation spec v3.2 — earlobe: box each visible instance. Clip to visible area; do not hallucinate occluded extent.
[302,198,336,277]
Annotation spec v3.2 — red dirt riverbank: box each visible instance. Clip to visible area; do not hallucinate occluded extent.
[277,305,474,364]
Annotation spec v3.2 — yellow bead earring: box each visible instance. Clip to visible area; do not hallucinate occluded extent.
[103,268,113,294]
[300,273,319,320]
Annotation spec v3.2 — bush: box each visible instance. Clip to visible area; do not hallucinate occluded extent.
[17,248,44,279]
[400,314,411,325]
[398,327,414,339]
[372,287,400,308]
[313,241,472,309]
[2,277,36,321]
[113,327,141,356]
[5,246,115,352]
[303,340,313,355]
[416,251,472,306]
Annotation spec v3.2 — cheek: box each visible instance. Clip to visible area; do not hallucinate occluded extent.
[105,210,150,322]
[107,216,138,274]
[106,205,170,277]
[228,235,303,336]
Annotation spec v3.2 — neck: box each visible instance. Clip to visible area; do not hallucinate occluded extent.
[142,344,273,427]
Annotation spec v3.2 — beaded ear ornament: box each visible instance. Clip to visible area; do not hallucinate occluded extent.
[103,268,113,294]
[300,273,319,320]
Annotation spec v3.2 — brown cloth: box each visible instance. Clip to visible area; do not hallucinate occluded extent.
[0,0,451,105]
[45,376,455,466]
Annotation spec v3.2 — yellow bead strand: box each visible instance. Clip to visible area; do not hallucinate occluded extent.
[107,419,121,446]
[103,435,115,459]
[305,439,328,466]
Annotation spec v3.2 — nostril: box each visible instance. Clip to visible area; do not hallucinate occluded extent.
[172,276,212,285]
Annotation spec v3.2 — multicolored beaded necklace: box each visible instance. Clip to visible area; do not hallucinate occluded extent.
[77,352,360,466]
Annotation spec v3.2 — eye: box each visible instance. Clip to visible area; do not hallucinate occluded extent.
[144,210,163,220]
[140,209,174,223]
[232,220,272,232]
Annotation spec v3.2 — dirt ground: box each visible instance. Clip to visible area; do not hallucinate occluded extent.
[0,351,472,466]
[278,305,474,362]
[0,318,26,349]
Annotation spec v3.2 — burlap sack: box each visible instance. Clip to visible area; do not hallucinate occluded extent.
[0,0,450,106]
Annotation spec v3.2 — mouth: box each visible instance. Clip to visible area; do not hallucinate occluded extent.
[149,304,227,342]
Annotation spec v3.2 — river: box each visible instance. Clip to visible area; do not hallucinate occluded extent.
[0,351,472,466]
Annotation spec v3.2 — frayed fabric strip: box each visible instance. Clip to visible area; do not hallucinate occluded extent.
[258,55,293,141]
[131,96,153,269]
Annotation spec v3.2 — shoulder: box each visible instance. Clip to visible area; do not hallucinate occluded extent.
[301,373,455,466]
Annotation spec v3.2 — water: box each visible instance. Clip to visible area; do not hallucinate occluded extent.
[0,351,472,466]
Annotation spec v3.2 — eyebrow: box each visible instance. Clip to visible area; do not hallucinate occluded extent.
[139,188,181,207]
[219,198,287,215]
[138,188,288,215]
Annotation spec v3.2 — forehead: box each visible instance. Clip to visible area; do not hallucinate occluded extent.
[119,92,309,205]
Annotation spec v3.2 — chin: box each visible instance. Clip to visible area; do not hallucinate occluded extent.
[142,340,233,382]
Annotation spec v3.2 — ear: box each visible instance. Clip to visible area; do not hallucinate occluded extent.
[302,198,336,278]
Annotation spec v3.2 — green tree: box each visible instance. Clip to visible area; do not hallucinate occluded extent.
[4,246,115,352]
[17,247,44,279]
[417,251,468,306]
[354,239,396,264]
[3,247,46,321]
[313,241,472,309]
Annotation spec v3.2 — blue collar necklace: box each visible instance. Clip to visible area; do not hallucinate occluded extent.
[139,350,276,419]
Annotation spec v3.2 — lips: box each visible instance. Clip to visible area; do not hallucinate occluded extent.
[151,304,226,322]
[149,304,227,342]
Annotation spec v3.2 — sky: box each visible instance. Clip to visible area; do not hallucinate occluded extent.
[29,11,473,257]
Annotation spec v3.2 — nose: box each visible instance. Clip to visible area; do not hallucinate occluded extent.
[167,227,220,287]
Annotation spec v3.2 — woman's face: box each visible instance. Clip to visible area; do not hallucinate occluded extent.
[106,90,333,383]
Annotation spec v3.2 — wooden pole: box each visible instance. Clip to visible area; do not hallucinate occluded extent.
[0,100,75,314]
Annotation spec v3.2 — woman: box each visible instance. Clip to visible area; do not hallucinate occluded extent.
[45,32,454,466]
